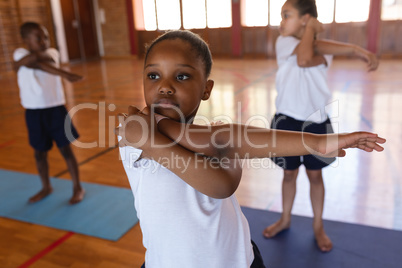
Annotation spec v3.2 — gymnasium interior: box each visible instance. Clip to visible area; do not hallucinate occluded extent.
[0,0,401,267]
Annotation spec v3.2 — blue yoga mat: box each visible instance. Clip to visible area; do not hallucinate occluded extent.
[242,206,402,268]
[0,169,138,241]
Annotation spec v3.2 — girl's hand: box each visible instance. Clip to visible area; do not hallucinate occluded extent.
[354,47,379,72]
[65,73,83,82]
[116,106,164,152]
[318,132,386,158]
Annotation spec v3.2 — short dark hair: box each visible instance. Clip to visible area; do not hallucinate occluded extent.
[289,0,318,18]
[145,30,213,78]
[20,22,41,39]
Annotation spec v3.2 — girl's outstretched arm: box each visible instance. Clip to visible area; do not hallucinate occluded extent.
[35,62,83,82]
[157,118,385,160]
[118,106,385,197]
[314,40,379,71]
[13,52,82,82]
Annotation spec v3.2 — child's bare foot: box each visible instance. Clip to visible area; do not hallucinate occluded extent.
[263,218,291,238]
[69,188,85,204]
[314,225,333,252]
[29,187,53,203]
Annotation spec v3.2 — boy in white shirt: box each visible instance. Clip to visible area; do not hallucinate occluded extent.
[13,22,85,204]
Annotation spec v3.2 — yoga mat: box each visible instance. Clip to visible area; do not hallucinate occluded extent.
[242,207,402,268]
[0,169,138,241]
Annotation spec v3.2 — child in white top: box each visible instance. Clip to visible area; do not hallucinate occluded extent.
[263,0,379,252]
[13,22,85,204]
[117,30,385,267]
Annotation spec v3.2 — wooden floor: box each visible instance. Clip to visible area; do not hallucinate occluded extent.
[0,58,401,267]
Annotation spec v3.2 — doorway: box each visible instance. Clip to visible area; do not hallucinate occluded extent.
[60,0,99,62]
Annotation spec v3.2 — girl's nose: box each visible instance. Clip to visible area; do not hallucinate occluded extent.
[158,82,175,95]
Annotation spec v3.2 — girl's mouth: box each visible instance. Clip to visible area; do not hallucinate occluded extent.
[155,99,178,109]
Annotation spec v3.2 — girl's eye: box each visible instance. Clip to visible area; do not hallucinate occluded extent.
[148,73,160,80]
[177,74,189,81]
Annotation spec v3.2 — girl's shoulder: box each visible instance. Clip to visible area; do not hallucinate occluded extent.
[13,47,29,60]
[276,35,300,46]
[275,36,300,59]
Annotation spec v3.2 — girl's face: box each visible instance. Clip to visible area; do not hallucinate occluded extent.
[24,26,50,52]
[279,1,308,39]
[143,39,213,122]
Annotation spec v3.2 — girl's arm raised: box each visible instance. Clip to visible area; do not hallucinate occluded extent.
[294,17,326,67]
[314,40,379,71]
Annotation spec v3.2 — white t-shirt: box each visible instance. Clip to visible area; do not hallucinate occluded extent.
[275,35,333,123]
[119,146,254,268]
[13,48,65,109]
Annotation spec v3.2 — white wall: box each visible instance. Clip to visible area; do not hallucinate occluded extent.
[50,0,69,63]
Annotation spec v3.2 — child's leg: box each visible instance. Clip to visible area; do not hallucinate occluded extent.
[306,169,332,252]
[29,150,53,203]
[263,168,299,238]
[59,144,85,204]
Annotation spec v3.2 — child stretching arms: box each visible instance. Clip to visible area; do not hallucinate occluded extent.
[117,30,385,267]
[263,0,379,252]
[13,22,85,204]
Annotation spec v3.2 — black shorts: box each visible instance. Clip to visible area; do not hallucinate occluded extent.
[270,113,336,170]
[25,105,79,152]
[140,240,266,268]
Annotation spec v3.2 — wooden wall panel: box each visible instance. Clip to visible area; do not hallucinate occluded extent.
[241,27,269,58]
[136,28,234,59]
[332,22,367,49]
[98,0,130,57]
[380,21,402,56]
[59,0,81,60]
[135,30,160,58]
[205,28,232,57]
[0,0,21,74]
[77,0,99,59]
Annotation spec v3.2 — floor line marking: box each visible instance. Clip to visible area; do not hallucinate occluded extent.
[235,69,277,95]
[18,231,75,268]
[0,140,16,149]
[52,145,117,178]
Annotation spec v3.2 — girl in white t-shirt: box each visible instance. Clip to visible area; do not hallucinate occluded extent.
[117,30,385,267]
[263,0,379,252]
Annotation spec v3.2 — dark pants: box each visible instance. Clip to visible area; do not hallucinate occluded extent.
[140,240,266,268]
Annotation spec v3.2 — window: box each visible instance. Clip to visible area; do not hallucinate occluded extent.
[382,0,402,20]
[316,0,335,24]
[335,0,370,23]
[206,0,232,28]
[241,0,268,27]
[182,0,206,29]
[243,0,372,27]
[269,0,286,26]
[155,0,181,30]
[133,0,157,31]
[133,0,231,31]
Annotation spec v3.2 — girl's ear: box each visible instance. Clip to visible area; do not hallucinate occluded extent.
[301,13,310,26]
[202,79,214,100]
